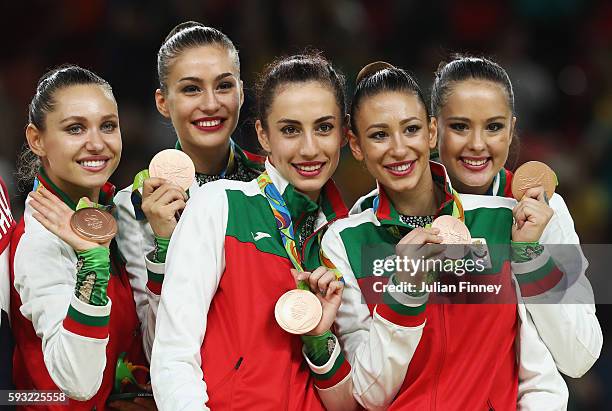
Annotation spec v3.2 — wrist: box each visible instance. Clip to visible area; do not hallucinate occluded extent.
[302,330,335,366]
[75,247,111,306]
[153,235,171,263]
[511,241,544,263]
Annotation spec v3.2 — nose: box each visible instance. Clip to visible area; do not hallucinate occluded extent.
[299,131,318,158]
[199,90,221,114]
[389,132,409,159]
[85,129,105,152]
[466,128,486,152]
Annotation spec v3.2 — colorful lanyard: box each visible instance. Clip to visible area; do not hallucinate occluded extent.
[257,171,311,290]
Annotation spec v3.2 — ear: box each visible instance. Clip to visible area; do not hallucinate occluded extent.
[428,116,438,150]
[255,120,271,153]
[25,124,46,157]
[239,80,245,108]
[347,129,364,162]
[155,89,170,118]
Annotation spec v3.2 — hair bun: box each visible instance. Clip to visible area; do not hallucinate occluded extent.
[164,21,205,43]
[356,61,395,85]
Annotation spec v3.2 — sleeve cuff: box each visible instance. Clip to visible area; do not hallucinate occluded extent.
[377,277,427,327]
[62,294,111,339]
[145,251,165,295]
[513,249,564,297]
[302,334,352,390]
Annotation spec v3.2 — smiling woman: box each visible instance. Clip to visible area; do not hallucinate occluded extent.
[9,65,157,410]
[150,52,354,411]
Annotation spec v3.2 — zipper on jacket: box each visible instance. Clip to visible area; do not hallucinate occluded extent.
[209,357,243,391]
[300,215,343,263]
[487,399,495,411]
[431,306,447,411]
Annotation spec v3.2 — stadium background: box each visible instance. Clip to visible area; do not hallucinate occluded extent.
[1,1,611,409]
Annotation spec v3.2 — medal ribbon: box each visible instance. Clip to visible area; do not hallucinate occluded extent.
[257,171,310,291]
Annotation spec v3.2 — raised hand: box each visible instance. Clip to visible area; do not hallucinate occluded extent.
[29,187,105,251]
[512,186,554,243]
[291,267,344,336]
[141,177,188,238]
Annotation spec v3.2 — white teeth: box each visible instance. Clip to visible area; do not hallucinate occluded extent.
[462,158,488,166]
[196,119,221,127]
[79,160,106,168]
[296,164,323,171]
[387,163,412,172]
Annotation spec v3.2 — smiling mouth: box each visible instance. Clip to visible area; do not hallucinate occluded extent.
[293,162,325,177]
[193,118,225,131]
[460,157,491,171]
[384,161,415,176]
[77,159,109,171]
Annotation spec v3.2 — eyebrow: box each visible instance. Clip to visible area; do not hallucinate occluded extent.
[276,115,336,125]
[366,117,420,131]
[177,72,235,83]
[60,114,118,124]
[447,116,507,122]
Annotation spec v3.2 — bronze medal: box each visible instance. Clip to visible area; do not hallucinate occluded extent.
[511,161,556,201]
[432,215,471,259]
[70,208,117,243]
[274,289,322,335]
[149,149,196,191]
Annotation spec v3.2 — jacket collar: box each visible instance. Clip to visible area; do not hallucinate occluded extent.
[373,161,455,228]
[175,138,265,176]
[486,168,514,197]
[35,167,115,211]
[265,159,348,225]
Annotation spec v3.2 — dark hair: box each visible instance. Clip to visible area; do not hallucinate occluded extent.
[350,61,429,133]
[157,21,240,93]
[28,65,112,130]
[255,51,347,129]
[18,65,112,189]
[431,55,514,116]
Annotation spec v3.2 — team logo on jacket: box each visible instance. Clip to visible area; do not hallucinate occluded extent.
[252,231,272,241]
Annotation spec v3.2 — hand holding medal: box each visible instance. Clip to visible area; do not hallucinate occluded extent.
[275,268,344,335]
[511,161,556,242]
[138,149,195,238]
[29,186,114,251]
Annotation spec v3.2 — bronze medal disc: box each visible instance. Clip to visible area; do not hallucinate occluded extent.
[274,289,323,335]
[511,161,556,201]
[70,208,117,243]
[432,215,471,259]
[149,149,196,191]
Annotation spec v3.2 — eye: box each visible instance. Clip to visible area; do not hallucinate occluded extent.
[217,81,234,91]
[101,121,118,133]
[281,125,300,135]
[317,123,334,134]
[405,124,421,134]
[182,85,200,95]
[368,131,387,140]
[450,123,468,132]
[66,124,84,135]
[487,122,504,132]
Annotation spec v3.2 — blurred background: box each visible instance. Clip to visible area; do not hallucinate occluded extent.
[1,0,611,408]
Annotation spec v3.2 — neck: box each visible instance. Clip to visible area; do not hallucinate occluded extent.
[385,170,440,216]
[41,167,101,205]
[182,140,231,175]
[452,178,490,195]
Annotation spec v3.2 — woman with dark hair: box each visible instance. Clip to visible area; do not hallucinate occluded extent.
[114,22,264,328]
[10,65,153,409]
[151,52,352,410]
[431,56,601,378]
[320,62,568,409]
